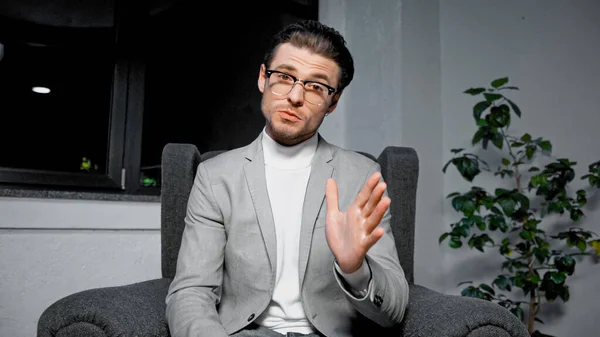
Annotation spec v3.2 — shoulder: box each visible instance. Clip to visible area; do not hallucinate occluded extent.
[195,145,250,181]
[328,142,379,169]
[324,140,381,180]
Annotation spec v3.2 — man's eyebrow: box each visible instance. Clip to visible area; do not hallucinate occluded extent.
[274,64,332,84]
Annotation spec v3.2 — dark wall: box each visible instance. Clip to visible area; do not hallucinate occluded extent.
[140,0,319,167]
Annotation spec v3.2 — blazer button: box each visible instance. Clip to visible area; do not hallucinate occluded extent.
[374,295,383,307]
[247,313,255,321]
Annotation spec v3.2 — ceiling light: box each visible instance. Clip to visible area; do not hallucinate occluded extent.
[32,86,51,94]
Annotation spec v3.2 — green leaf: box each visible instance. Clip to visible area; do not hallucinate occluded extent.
[492,132,504,150]
[493,275,512,291]
[483,93,503,102]
[502,158,511,166]
[498,198,516,216]
[506,98,522,117]
[464,88,486,95]
[494,188,512,197]
[442,159,453,173]
[539,140,552,152]
[491,77,509,88]
[488,215,507,232]
[555,256,576,275]
[439,232,449,244]
[577,240,587,252]
[550,272,566,284]
[473,101,492,120]
[462,200,477,216]
[449,238,463,248]
[570,208,584,221]
[479,283,495,295]
[451,148,464,154]
[490,105,511,128]
[526,145,536,160]
[454,157,482,182]
[519,230,535,241]
[521,133,532,142]
[452,196,466,212]
[533,247,549,264]
[472,129,484,145]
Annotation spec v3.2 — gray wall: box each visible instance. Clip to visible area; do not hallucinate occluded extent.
[319,0,600,336]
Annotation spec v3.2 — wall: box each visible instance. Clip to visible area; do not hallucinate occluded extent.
[0,198,161,337]
[319,0,444,291]
[321,0,600,336]
[439,1,600,335]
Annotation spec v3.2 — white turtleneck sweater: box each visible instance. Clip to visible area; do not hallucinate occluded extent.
[255,129,371,334]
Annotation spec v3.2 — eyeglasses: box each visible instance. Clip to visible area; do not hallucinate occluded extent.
[265,70,337,106]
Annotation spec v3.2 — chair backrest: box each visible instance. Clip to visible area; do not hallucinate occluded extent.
[160,143,419,284]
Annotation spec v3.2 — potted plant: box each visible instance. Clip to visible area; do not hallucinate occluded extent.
[440,77,600,336]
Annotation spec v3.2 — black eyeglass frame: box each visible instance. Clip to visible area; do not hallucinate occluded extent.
[265,69,338,96]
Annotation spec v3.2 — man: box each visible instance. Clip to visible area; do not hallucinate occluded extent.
[166,20,409,337]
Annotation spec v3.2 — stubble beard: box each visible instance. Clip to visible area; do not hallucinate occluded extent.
[265,117,305,146]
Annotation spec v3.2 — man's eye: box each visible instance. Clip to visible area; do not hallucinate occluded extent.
[278,73,292,81]
[308,83,325,92]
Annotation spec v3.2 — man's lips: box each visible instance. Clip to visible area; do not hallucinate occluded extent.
[279,110,301,121]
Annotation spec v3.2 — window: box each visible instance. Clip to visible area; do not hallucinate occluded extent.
[0,0,319,197]
[0,7,126,191]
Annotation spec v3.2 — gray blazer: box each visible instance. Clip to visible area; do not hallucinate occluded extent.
[165,133,409,337]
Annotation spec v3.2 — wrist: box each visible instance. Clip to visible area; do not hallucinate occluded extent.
[335,257,364,274]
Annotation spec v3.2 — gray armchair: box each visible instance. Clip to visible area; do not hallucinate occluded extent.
[37,143,530,337]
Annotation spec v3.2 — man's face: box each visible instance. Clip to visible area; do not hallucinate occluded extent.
[258,43,341,146]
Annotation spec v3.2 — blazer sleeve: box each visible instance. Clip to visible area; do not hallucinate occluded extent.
[165,162,229,337]
[333,163,410,327]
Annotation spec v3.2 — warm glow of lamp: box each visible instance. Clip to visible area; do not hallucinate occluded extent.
[32,86,51,94]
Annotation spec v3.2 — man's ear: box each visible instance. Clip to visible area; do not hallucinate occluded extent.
[258,64,266,93]
[326,91,343,114]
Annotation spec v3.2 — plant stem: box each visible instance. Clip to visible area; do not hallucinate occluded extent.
[527,257,537,334]
[502,127,536,334]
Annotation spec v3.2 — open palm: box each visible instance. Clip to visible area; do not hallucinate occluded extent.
[325,172,390,274]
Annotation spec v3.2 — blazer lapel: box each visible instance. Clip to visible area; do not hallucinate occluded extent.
[298,135,334,287]
[243,134,277,271]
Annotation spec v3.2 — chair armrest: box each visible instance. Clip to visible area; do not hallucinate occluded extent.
[37,278,172,337]
[398,285,530,337]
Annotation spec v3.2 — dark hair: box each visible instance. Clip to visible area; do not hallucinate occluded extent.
[262,20,354,92]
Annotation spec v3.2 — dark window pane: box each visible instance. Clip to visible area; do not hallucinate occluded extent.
[0,40,115,174]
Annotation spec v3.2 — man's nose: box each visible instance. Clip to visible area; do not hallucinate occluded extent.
[287,82,305,106]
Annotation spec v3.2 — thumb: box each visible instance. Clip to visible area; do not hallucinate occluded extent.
[325,178,339,213]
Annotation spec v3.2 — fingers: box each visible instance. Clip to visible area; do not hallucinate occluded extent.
[362,181,387,217]
[355,172,382,208]
[325,178,339,213]
[364,227,385,250]
[365,196,390,234]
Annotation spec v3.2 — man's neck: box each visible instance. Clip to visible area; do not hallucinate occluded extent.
[262,128,318,170]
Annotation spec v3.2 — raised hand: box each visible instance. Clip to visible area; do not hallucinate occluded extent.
[325,172,391,274]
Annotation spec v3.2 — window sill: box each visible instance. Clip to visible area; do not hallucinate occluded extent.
[0,187,160,203]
